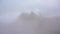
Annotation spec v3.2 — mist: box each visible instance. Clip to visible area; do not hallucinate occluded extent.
[0,12,60,34]
[0,0,60,23]
[0,0,60,34]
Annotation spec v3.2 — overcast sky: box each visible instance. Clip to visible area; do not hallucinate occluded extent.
[0,0,60,23]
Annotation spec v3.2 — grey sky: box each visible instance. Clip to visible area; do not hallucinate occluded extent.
[0,0,60,23]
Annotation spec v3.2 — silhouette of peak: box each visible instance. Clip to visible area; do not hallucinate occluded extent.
[30,11,34,14]
[19,11,36,17]
[17,12,40,21]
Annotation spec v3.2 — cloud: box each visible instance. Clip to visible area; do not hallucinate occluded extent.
[0,0,59,23]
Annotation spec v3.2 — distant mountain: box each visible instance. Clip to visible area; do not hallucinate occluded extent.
[4,12,60,34]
